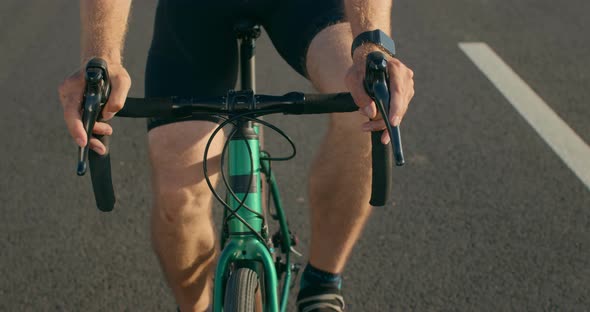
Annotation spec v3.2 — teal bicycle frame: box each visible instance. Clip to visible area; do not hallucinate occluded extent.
[212,21,295,312]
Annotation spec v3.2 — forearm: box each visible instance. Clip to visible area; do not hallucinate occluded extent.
[344,0,392,37]
[80,0,132,65]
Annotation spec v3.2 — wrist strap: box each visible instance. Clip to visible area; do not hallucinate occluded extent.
[351,29,396,58]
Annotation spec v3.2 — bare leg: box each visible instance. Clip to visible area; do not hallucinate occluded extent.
[149,121,225,312]
[305,23,373,274]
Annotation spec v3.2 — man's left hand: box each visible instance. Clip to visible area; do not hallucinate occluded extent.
[345,44,415,144]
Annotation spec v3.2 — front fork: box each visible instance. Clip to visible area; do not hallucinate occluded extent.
[213,237,279,312]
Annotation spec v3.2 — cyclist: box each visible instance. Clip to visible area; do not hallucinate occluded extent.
[58,0,415,311]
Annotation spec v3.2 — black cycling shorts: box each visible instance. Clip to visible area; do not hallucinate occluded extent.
[145,0,345,130]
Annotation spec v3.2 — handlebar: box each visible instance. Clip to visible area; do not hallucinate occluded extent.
[76,52,404,211]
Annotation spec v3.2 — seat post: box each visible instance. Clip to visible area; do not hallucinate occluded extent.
[235,20,261,92]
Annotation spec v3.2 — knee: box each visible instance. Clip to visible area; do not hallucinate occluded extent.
[147,121,224,225]
[153,182,213,225]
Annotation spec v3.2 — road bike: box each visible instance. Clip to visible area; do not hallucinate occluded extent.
[76,20,404,312]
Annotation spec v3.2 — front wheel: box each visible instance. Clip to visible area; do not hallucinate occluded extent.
[224,268,262,312]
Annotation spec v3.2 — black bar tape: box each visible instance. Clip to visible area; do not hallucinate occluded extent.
[369,131,393,207]
[88,135,116,212]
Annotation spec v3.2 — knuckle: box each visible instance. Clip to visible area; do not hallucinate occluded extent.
[389,57,401,66]
[113,101,125,111]
[390,61,402,70]
[351,95,365,108]
[392,84,404,94]
[111,69,131,87]
[124,70,132,83]
[114,73,132,88]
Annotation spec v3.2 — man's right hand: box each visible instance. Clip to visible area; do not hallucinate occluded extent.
[58,62,131,155]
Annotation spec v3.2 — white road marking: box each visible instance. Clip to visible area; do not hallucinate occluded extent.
[459,42,590,190]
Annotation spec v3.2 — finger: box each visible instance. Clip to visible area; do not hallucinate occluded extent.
[406,78,415,105]
[345,67,376,118]
[59,76,87,147]
[381,130,391,145]
[102,74,131,120]
[92,122,113,136]
[388,63,409,127]
[403,69,415,110]
[361,120,386,132]
[389,91,405,126]
[89,137,106,155]
[362,120,391,144]
[358,107,385,120]
[63,106,87,147]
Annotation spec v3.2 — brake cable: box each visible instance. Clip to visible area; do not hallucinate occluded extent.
[203,108,296,241]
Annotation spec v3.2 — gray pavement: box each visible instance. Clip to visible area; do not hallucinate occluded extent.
[1,0,589,311]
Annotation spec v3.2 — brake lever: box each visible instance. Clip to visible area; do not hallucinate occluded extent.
[77,59,111,175]
[364,51,405,166]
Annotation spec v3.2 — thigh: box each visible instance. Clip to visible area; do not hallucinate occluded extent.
[262,0,346,78]
[148,120,226,201]
[305,22,354,93]
[304,22,364,133]
[146,0,240,130]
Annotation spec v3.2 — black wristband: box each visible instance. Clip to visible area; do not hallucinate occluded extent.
[351,29,396,58]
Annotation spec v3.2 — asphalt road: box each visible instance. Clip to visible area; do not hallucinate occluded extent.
[1,0,589,311]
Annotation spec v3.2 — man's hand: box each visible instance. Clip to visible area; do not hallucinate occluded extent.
[345,44,414,144]
[58,62,131,155]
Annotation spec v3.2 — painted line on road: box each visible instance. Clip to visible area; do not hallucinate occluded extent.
[459,42,590,190]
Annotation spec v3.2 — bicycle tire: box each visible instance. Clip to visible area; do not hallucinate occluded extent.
[224,268,261,312]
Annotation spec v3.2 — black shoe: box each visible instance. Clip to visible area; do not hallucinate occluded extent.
[296,286,345,312]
